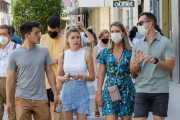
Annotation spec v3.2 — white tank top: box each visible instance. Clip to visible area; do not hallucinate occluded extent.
[63,48,87,78]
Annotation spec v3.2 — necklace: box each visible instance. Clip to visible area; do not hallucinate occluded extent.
[69,49,81,57]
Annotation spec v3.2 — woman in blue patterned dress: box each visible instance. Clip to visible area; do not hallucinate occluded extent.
[96,21,136,120]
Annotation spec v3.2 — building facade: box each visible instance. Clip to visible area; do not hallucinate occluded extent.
[66,0,180,83]
[171,0,179,84]
[0,0,11,25]
[67,0,111,35]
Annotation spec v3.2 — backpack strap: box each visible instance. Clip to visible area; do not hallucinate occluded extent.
[13,43,17,50]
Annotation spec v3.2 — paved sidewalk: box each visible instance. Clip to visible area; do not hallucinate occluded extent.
[3,82,180,120]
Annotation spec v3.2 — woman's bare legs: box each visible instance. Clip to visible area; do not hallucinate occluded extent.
[76,112,87,120]
[63,111,73,120]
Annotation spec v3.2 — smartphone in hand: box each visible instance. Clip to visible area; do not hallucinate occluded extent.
[68,73,76,77]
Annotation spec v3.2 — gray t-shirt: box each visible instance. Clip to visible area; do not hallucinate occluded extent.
[8,45,52,100]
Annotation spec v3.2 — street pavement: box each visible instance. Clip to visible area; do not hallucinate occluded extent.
[3,81,180,120]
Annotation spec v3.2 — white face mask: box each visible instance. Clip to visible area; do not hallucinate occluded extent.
[137,22,151,36]
[0,36,9,45]
[111,33,123,44]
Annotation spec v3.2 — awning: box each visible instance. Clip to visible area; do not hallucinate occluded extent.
[61,17,70,21]
[68,7,91,15]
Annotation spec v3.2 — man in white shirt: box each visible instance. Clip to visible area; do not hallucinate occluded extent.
[0,25,20,120]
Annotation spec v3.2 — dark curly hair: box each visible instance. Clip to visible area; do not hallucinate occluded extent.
[47,16,60,29]
[129,30,136,42]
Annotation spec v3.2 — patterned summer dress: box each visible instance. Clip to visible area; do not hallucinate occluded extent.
[97,47,135,117]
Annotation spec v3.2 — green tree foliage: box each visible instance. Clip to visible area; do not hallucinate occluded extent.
[11,0,67,36]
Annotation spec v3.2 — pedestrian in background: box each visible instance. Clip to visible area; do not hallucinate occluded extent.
[92,29,109,117]
[96,21,136,120]
[40,16,65,120]
[128,29,139,85]
[132,26,144,39]
[56,27,95,120]
[10,26,22,45]
[6,21,61,120]
[88,26,98,45]
[0,24,20,120]
[130,12,175,120]
[84,28,94,53]
[129,30,139,47]
[77,22,95,47]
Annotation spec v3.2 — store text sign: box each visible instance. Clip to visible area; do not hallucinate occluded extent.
[113,1,134,7]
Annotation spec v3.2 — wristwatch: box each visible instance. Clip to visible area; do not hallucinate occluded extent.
[154,57,159,64]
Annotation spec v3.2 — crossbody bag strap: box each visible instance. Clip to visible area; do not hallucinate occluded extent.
[114,51,124,85]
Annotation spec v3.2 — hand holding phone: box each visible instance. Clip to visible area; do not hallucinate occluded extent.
[76,22,84,29]
[68,73,82,80]
[63,74,70,82]
[68,73,76,77]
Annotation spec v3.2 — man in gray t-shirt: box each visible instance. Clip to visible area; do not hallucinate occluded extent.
[6,21,61,120]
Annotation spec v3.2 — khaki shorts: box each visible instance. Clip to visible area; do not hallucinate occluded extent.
[15,97,50,120]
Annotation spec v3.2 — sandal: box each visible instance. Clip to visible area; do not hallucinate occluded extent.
[95,111,100,117]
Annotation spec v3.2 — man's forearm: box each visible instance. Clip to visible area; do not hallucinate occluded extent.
[82,28,94,43]
[131,62,141,74]
[6,79,15,102]
[48,73,58,96]
[157,60,174,71]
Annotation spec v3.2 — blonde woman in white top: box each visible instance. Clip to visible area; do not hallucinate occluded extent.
[92,29,109,117]
[56,27,95,120]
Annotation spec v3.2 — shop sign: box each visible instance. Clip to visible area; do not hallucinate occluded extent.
[113,1,134,7]
[118,0,131,3]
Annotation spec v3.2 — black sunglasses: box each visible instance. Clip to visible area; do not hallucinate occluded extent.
[137,21,150,26]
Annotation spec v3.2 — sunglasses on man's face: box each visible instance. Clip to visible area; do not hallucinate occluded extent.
[137,21,150,26]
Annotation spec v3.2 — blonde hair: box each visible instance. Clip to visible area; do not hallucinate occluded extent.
[65,27,82,50]
[109,21,131,51]
[98,29,109,39]
[65,25,76,33]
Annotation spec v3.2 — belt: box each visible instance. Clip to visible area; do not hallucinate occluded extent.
[0,77,6,79]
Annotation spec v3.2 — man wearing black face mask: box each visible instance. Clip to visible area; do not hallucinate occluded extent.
[40,16,64,120]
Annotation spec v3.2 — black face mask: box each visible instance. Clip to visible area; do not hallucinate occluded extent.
[48,31,58,39]
[101,38,109,44]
